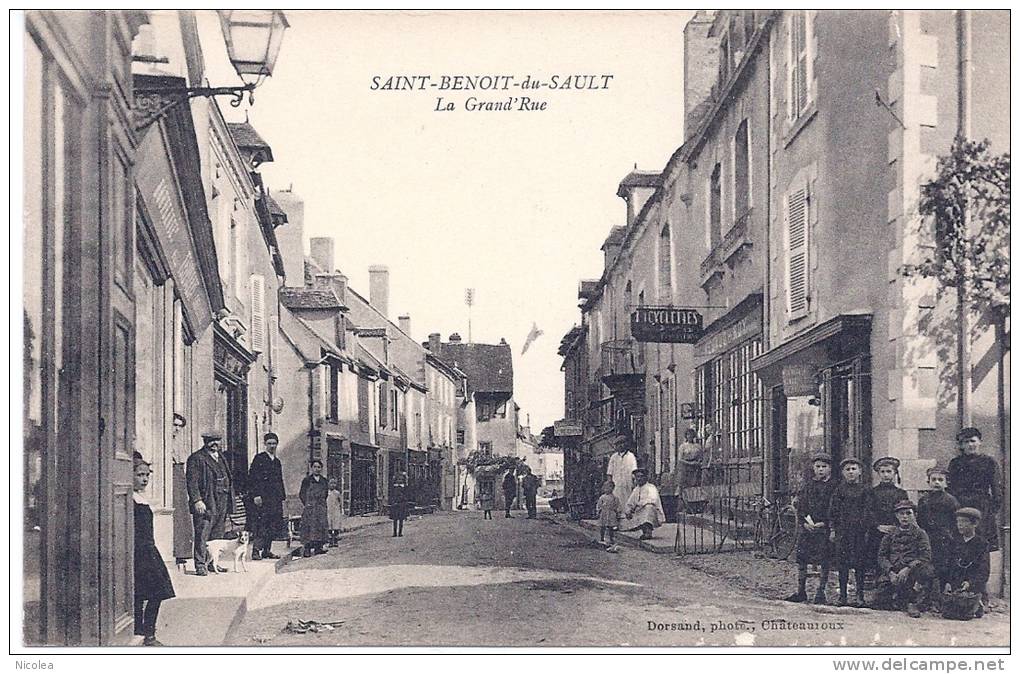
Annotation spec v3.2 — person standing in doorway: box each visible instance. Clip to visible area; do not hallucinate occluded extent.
[607,437,638,513]
[186,431,233,576]
[502,468,518,518]
[247,432,285,561]
[948,427,1002,552]
[133,453,175,646]
[521,467,540,519]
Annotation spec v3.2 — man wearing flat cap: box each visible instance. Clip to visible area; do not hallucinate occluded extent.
[248,432,286,560]
[186,431,234,575]
[873,500,936,618]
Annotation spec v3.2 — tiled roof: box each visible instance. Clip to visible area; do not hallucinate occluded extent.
[265,194,288,223]
[280,287,342,310]
[436,342,513,396]
[601,226,627,249]
[616,170,662,196]
[226,122,274,162]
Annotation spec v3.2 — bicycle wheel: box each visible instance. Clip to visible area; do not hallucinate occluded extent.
[768,508,798,560]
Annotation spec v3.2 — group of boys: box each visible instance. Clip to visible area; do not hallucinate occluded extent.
[786,449,991,620]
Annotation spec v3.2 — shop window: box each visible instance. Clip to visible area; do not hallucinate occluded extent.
[328,363,340,423]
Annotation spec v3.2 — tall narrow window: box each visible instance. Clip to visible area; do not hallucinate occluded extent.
[658,225,672,302]
[785,181,810,319]
[379,381,388,428]
[249,274,266,352]
[734,120,750,220]
[328,363,340,422]
[788,11,812,119]
[718,34,730,85]
[709,164,722,247]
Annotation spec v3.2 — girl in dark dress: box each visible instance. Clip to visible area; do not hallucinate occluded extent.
[299,460,330,556]
[947,427,1002,552]
[389,472,410,537]
[133,454,175,646]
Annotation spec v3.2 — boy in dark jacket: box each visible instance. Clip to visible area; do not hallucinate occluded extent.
[863,456,908,579]
[786,453,836,604]
[829,457,869,606]
[917,465,960,594]
[943,507,990,619]
[873,500,936,618]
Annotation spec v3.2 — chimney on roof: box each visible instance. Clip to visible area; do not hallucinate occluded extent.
[449,333,462,343]
[398,315,411,337]
[332,273,348,304]
[369,265,390,318]
[309,237,334,273]
[428,332,441,354]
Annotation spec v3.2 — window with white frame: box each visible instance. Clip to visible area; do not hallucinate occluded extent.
[787,11,813,120]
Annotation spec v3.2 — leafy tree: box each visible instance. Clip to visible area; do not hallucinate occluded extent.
[903,137,1010,316]
[457,451,518,475]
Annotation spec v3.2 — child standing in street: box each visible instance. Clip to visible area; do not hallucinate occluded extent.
[864,456,909,580]
[326,478,344,550]
[829,457,869,606]
[786,453,836,604]
[133,453,175,646]
[596,480,621,550]
[917,466,960,596]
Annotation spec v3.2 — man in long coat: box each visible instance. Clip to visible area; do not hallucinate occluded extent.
[521,467,541,519]
[186,431,233,576]
[607,439,638,511]
[248,432,286,560]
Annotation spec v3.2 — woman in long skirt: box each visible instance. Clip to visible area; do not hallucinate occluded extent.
[133,454,175,646]
[299,460,330,556]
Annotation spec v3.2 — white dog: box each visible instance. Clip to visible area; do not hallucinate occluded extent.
[206,531,250,573]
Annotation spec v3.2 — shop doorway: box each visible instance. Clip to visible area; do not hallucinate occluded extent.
[214,377,249,494]
[350,445,377,515]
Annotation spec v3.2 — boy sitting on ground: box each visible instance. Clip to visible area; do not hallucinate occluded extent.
[873,500,936,618]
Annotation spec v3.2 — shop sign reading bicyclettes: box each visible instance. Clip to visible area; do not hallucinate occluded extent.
[630,306,703,344]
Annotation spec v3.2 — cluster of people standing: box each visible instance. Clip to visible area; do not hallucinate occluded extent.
[788,427,1001,620]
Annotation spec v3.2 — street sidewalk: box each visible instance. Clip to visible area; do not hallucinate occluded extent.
[575,517,677,553]
[150,514,391,647]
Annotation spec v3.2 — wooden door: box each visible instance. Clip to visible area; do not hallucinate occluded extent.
[98,96,138,646]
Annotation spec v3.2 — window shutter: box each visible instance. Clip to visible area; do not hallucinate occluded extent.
[311,365,324,422]
[785,182,810,319]
[249,274,266,353]
[379,381,388,427]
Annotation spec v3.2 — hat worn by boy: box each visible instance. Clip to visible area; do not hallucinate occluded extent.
[873,456,901,471]
[631,467,648,476]
[839,457,862,469]
[894,499,916,513]
[955,506,983,522]
[926,465,949,479]
[810,452,832,464]
[202,430,223,441]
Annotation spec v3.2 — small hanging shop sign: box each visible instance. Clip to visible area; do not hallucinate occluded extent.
[631,306,703,344]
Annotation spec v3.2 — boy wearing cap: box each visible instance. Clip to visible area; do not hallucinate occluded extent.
[829,457,869,606]
[786,453,836,604]
[917,465,960,594]
[863,457,908,579]
[874,500,936,618]
[944,507,990,618]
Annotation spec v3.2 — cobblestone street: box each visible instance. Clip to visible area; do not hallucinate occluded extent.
[227,511,1009,647]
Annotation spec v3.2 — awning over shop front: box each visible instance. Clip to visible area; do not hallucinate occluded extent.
[750,313,872,389]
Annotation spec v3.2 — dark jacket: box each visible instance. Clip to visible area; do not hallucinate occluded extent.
[522,474,540,497]
[502,472,518,495]
[865,482,909,529]
[185,448,233,517]
[878,523,932,574]
[948,535,990,590]
[248,451,286,503]
[948,452,1002,549]
[829,481,869,566]
[797,477,836,529]
[918,489,960,576]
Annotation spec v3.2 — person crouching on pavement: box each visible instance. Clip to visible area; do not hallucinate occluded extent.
[787,453,836,604]
[829,457,869,606]
[299,460,330,556]
[943,507,990,619]
[873,500,936,618]
[133,453,175,646]
[389,471,410,537]
[596,480,621,549]
[326,478,344,549]
[623,468,665,540]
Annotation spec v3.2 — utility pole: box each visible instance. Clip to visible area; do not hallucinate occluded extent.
[955,10,973,429]
[465,288,475,343]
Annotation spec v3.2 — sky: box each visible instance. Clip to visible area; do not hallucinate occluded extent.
[204,10,694,432]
